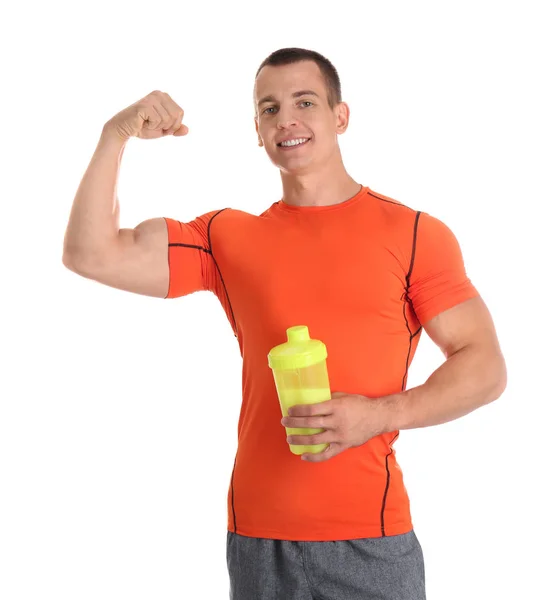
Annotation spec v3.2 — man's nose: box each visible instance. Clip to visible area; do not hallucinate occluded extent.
[276,110,299,128]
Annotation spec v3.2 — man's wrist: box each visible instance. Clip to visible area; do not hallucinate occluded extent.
[374,388,418,434]
[101,122,130,147]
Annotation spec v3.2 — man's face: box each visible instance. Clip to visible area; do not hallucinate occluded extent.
[254,60,349,173]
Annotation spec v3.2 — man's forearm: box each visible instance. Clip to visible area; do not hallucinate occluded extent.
[62,125,128,266]
[379,344,507,432]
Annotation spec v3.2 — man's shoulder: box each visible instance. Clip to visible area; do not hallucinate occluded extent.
[214,206,273,221]
[364,188,417,213]
[194,206,273,236]
[362,188,422,232]
[364,190,461,244]
[219,203,279,220]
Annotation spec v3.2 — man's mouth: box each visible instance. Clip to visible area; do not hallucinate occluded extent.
[277,137,311,149]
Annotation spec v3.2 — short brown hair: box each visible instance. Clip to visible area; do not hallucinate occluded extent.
[255,48,342,111]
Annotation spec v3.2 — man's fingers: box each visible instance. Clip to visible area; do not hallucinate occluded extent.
[150,103,170,130]
[159,94,185,135]
[287,431,330,446]
[282,414,332,429]
[301,443,343,463]
[163,113,183,135]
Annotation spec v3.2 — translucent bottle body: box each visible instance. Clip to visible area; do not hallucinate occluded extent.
[273,359,331,455]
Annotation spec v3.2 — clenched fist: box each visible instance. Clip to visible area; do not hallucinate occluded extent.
[104,90,189,141]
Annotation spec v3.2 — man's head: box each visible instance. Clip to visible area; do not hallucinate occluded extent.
[253,48,350,174]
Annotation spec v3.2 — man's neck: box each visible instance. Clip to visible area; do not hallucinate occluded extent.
[279,169,362,208]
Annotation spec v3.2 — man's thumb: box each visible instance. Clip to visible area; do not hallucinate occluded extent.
[173,124,189,136]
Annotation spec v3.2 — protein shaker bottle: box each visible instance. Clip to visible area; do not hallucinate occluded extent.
[268,325,331,455]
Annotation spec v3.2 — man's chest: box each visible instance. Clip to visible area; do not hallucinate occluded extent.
[217,222,410,322]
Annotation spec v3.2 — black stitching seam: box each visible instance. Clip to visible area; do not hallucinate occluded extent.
[367,190,415,210]
[207,209,239,340]
[380,210,422,537]
[168,209,238,339]
[229,455,238,533]
[207,208,239,533]
[168,209,239,531]
[168,243,212,253]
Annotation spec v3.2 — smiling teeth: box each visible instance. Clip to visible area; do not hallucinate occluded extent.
[280,138,309,147]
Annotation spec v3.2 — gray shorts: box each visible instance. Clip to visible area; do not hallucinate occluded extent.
[226,529,426,600]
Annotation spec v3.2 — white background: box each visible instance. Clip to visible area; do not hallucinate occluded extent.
[1,1,557,598]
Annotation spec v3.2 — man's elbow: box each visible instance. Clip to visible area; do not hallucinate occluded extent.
[490,353,508,402]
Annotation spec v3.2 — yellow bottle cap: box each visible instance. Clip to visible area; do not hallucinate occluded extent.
[268,325,327,371]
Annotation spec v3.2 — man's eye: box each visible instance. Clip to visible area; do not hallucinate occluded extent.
[262,101,313,115]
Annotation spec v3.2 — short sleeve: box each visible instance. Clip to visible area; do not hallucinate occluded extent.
[407,212,479,324]
[163,212,219,299]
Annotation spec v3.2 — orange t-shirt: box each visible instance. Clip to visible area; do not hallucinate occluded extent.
[164,185,479,541]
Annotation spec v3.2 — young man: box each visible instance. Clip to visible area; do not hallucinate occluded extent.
[63,48,507,600]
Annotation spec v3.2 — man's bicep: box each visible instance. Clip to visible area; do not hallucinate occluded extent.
[407,212,479,325]
[422,296,500,358]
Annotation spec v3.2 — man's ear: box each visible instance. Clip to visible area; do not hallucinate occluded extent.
[335,102,350,134]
